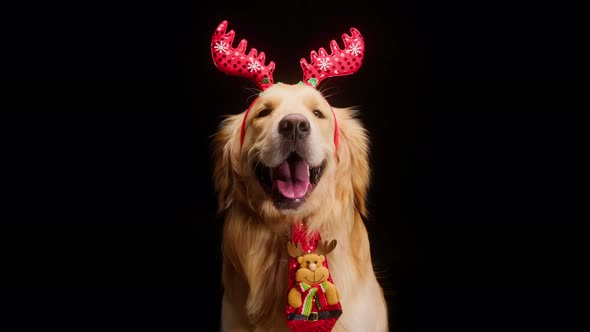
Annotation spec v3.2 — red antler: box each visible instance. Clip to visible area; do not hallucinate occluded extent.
[211,20,275,90]
[300,28,365,88]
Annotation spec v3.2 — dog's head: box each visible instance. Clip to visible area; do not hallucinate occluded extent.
[211,21,370,225]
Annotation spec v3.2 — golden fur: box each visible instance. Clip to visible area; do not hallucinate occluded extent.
[212,83,388,331]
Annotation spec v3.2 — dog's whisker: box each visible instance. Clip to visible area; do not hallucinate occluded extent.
[321,88,345,100]
[318,81,341,95]
[244,87,262,104]
[248,150,262,166]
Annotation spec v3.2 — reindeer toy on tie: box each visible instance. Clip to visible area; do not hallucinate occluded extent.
[287,239,341,322]
[210,20,381,332]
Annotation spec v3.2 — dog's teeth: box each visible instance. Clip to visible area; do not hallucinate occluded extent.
[307,165,310,176]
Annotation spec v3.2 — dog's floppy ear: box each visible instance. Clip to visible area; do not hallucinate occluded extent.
[333,108,371,218]
[211,113,243,212]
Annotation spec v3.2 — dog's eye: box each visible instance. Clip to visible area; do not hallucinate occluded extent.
[314,261,318,264]
[312,110,325,119]
[256,108,272,118]
[306,260,310,264]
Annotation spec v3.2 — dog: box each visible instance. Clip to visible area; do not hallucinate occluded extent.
[210,20,388,331]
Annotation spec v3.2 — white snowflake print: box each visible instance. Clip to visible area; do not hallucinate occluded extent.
[214,41,229,54]
[318,57,332,71]
[247,59,262,72]
[346,42,362,56]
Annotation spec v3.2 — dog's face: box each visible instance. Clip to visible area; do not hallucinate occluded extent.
[243,84,336,212]
[213,83,370,225]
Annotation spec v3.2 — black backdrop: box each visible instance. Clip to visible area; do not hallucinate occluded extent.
[2,1,589,331]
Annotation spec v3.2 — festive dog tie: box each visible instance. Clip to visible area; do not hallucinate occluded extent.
[285,222,342,332]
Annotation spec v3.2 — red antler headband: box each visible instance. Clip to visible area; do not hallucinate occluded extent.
[211,20,365,148]
[211,20,276,90]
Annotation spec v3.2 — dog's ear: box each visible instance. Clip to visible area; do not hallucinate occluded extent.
[211,113,243,212]
[333,108,371,218]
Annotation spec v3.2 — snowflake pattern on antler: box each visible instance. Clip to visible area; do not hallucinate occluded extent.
[213,41,229,54]
[247,59,262,72]
[318,57,332,71]
[346,42,362,56]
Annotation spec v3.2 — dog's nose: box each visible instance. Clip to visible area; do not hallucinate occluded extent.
[278,114,310,140]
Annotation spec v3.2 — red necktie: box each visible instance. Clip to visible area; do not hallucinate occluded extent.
[285,222,342,332]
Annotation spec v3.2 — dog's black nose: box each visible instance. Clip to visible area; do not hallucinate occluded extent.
[278,114,310,140]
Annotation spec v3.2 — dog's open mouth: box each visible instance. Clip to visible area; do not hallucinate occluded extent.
[254,153,326,209]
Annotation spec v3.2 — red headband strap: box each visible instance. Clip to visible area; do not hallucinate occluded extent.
[239,98,257,148]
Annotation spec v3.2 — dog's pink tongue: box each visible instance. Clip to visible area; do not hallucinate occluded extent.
[273,158,311,199]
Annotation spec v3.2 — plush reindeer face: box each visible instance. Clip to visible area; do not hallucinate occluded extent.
[288,240,337,285]
[295,253,329,285]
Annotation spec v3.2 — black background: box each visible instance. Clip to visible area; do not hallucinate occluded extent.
[2,1,589,331]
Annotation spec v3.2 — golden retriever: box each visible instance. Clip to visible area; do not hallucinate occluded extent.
[210,20,388,331]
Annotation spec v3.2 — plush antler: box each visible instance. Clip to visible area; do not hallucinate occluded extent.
[287,241,305,258]
[211,20,275,90]
[315,239,338,256]
[300,28,365,88]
